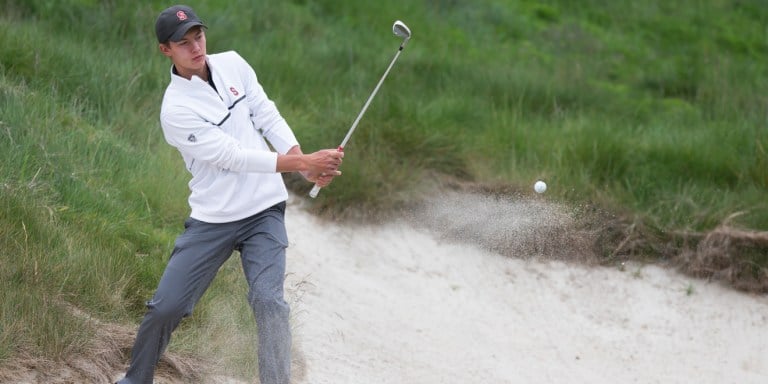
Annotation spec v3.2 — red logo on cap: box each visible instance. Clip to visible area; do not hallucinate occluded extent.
[230,87,239,96]
[176,10,188,21]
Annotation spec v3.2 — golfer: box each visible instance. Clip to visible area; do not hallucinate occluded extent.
[117,5,343,384]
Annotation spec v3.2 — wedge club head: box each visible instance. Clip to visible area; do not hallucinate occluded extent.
[393,20,411,47]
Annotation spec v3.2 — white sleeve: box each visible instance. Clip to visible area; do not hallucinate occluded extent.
[161,106,278,173]
[237,53,300,154]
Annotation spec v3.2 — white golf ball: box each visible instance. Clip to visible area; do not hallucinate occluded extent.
[534,180,547,194]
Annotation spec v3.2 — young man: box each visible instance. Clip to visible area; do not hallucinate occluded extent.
[117,5,343,384]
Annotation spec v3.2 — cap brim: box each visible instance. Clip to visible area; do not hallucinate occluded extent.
[168,22,206,42]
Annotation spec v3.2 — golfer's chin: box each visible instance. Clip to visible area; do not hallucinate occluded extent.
[187,57,206,71]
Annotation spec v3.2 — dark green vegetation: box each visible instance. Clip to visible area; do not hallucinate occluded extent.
[1,0,766,378]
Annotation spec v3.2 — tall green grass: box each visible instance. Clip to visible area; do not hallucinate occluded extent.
[1,0,766,376]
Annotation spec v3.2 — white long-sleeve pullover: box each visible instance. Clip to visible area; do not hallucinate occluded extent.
[160,50,299,223]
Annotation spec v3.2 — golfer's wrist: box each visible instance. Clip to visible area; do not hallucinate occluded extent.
[276,153,309,173]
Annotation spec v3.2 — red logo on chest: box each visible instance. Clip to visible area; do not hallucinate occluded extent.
[229,87,239,96]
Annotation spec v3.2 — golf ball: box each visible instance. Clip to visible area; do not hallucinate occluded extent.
[534,180,547,194]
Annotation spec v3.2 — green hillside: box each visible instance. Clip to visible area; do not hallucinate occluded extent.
[1,0,766,380]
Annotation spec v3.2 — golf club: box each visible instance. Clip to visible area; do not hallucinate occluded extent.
[309,20,412,198]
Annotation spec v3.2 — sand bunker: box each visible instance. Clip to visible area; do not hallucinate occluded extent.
[285,193,768,384]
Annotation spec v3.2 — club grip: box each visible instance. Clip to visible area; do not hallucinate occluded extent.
[309,184,321,198]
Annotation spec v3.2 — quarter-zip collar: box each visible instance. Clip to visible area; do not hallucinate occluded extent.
[167,57,229,126]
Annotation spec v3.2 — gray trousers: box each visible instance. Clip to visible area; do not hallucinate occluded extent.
[118,202,291,384]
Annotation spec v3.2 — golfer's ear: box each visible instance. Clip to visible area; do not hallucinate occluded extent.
[159,43,172,57]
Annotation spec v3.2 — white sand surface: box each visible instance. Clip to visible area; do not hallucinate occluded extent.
[284,196,768,384]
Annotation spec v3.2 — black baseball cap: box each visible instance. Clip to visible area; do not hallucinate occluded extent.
[155,5,206,43]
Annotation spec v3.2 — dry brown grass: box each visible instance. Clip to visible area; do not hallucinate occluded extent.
[0,288,310,383]
[0,303,206,384]
[598,210,768,294]
[676,212,768,293]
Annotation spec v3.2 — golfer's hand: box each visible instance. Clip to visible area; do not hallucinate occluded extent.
[303,149,343,187]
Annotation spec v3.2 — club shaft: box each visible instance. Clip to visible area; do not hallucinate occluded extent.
[309,45,405,199]
[340,47,403,149]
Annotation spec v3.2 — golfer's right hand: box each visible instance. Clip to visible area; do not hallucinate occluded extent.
[306,149,344,177]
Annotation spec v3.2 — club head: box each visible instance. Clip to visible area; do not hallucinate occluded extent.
[393,20,411,46]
